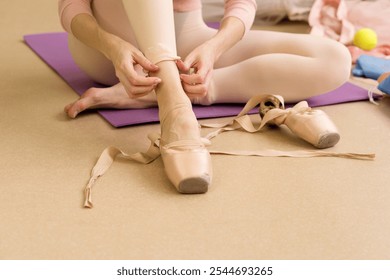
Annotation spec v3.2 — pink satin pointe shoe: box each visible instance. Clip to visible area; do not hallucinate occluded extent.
[159,106,212,194]
[260,96,340,149]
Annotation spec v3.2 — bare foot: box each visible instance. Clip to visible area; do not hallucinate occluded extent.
[64,83,158,118]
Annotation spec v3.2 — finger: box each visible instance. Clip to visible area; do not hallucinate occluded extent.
[129,73,161,87]
[116,73,143,98]
[182,69,212,96]
[180,73,204,85]
[119,76,158,98]
[176,60,190,73]
[182,53,196,69]
[120,65,161,87]
[133,51,159,72]
[182,82,208,97]
[132,84,159,98]
[196,65,210,81]
[123,81,158,99]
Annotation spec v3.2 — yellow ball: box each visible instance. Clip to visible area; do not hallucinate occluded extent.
[353,28,377,51]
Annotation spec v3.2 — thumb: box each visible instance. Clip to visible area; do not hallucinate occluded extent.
[134,52,159,72]
[176,59,190,73]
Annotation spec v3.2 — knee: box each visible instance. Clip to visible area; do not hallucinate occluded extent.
[317,39,352,91]
[68,34,118,86]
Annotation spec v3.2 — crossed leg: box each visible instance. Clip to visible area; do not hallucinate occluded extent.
[65,8,351,118]
[174,9,351,105]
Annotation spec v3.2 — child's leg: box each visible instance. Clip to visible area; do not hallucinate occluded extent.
[208,31,352,104]
[121,0,211,192]
[63,45,158,118]
[173,9,351,104]
[67,0,138,86]
[64,83,158,119]
[67,7,351,115]
[65,0,160,117]
[67,35,119,87]
[121,0,199,141]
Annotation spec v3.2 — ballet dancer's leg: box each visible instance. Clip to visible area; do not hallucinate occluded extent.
[121,0,211,193]
[65,33,160,117]
[208,31,351,104]
[66,7,351,114]
[174,10,351,105]
[65,0,159,118]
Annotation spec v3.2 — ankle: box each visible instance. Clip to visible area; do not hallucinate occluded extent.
[160,106,200,143]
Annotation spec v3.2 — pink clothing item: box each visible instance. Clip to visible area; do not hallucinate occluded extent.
[173,0,202,11]
[58,0,93,32]
[348,45,390,64]
[347,0,390,46]
[223,0,257,33]
[309,0,390,63]
[308,0,354,45]
[58,0,257,35]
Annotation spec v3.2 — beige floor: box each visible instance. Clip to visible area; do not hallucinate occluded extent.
[1,0,389,260]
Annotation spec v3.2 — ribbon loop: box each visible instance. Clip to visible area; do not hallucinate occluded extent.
[83,94,375,208]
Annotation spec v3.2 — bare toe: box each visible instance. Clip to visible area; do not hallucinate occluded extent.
[64,88,100,118]
[64,100,83,118]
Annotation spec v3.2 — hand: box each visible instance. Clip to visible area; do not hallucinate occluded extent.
[107,36,161,98]
[177,42,217,101]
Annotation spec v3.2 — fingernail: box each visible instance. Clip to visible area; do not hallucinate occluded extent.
[154,78,161,84]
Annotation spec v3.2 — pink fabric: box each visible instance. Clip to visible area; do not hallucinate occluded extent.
[58,0,257,35]
[172,0,202,12]
[308,0,354,45]
[58,0,93,33]
[347,0,390,46]
[223,0,257,34]
[348,45,390,63]
[308,0,390,63]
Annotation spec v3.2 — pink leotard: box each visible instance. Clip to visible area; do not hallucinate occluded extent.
[58,0,257,35]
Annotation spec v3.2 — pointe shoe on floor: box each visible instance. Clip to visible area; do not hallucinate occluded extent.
[260,96,340,149]
[159,106,212,194]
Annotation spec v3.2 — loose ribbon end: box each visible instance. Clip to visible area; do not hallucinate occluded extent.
[83,179,95,209]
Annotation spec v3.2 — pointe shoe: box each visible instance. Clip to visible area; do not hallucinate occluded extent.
[160,106,212,194]
[260,96,340,149]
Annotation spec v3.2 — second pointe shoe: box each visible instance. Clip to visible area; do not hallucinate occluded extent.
[159,106,212,194]
[260,96,340,149]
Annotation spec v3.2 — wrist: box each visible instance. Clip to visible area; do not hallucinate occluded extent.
[203,39,223,61]
[97,28,116,60]
[209,17,245,58]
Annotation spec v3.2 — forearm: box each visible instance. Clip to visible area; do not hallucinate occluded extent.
[206,17,245,60]
[70,13,118,60]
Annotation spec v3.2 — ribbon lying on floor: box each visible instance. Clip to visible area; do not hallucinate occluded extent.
[83,94,375,208]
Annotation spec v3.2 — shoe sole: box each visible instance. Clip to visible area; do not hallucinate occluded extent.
[178,176,210,194]
[315,133,340,149]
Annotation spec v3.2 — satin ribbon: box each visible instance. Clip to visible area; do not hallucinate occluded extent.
[83,94,375,208]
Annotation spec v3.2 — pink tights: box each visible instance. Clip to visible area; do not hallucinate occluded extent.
[68,4,351,105]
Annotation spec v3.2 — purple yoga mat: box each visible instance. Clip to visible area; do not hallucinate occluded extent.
[24,32,371,128]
